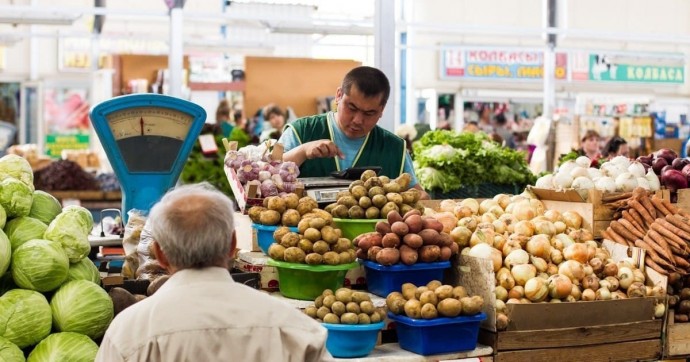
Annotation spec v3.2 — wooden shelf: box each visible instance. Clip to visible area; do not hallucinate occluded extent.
[189,81,245,92]
[47,190,122,201]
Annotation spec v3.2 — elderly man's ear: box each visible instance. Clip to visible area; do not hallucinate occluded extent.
[153,241,170,270]
[229,231,238,259]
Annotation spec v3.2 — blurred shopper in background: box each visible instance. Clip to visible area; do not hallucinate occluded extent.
[493,113,515,149]
[260,104,287,142]
[603,136,629,159]
[577,130,602,160]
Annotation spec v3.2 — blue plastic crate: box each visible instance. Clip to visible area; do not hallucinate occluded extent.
[323,322,384,358]
[388,312,486,355]
[252,223,298,255]
[361,260,451,297]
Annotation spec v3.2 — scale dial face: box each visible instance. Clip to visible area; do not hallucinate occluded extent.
[105,106,195,173]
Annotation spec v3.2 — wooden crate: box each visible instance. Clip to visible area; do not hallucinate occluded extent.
[665,310,690,358]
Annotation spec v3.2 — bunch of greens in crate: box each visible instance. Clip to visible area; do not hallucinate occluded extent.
[412,130,535,192]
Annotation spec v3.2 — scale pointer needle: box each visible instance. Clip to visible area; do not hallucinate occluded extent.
[140,117,144,136]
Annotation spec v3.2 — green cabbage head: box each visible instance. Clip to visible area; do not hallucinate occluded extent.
[67,258,100,285]
[44,212,90,263]
[0,178,33,218]
[27,332,98,362]
[62,205,94,233]
[4,216,48,251]
[0,154,34,191]
[12,239,69,292]
[51,280,114,339]
[29,191,62,225]
[0,335,24,362]
[0,289,52,348]
[0,229,8,279]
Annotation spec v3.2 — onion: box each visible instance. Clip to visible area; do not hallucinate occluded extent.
[581,288,595,301]
[550,299,562,303]
[487,205,504,218]
[558,260,585,283]
[552,172,574,190]
[589,257,604,275]
[655,303,666,318]
[569,228,594,243]
[554,221,567,234]
[547,262,559,275]
[615,172,638,192]
[461,247,470,256]
[565,295,577,303]
[481,213,498,224]
[453,205,474,219]
[512,201,537,221]
[492,220,507,234]
[530,199,546,216]
[493,194,511,209]
[626,281,646,298]
[526,235,552,260]
[572,176,595,199]
[520,298,532,304]
[571,285,582,300]
[570,166,589,179]
[617,267,635,290]
[550,249,564,264]
[543,210,562,223]
[533,220,557,237]
[551,233,575,250]
[497,268,516,290]
[508,234,529,248]
[504,249,530,269]
[535,174,554,189]
[583,264,593,276]
[645,169,661,191]
[633,269,646,284]
[469,243,502,272]
[636,177,650,190]
[508,286,524,300]
[470,228,495,247]
[604,276,619,291]
[507,298,521,304]
[582,274,600,291]
[595,176,617,193]
[655,148,678,164]
[662,168,688,192]
[531,256,548,273]
[524,277,549,302]
[493,234,507,251]
[562,211,583,229]
[513,220,535,237]
[460,199,480,215]
[587,167,603,180]
[439,199,457,212]
[479,199,499,215]
[575,156,592,168]
[611,290,627,300]
[611,155,631,169]
[450,226,472,248]
[604,262,618,277]
[458,217,478,231]
[595,287,612,300]
[547,274,573,299]
[502,240,522,258]
[628,162,646,178]
[601,162,624,179]
[512,264,537,286]
[495,298,507,313]
[563,243,589,264]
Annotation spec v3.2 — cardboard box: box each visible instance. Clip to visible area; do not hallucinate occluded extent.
[234,212,260,252]
[101,269,261,293]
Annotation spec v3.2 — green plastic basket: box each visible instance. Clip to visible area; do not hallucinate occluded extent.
[267,260,359,300]
[332,218,384,241]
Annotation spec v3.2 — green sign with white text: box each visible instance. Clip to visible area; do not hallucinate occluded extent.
[45,133,90,158]
[588,54,684,84]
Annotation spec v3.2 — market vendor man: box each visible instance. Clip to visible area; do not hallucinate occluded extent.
[278,66,430,200]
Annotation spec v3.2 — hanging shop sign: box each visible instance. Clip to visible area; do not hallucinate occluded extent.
[440,47,568,81]
[58,37,168,71]
[43,87,91,157]
[571,52,685,84]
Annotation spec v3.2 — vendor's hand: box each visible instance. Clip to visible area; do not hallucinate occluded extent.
[303,140,345,160]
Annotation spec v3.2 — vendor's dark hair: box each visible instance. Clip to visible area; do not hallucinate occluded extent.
[342,66,390,106]
[604,136,628,157]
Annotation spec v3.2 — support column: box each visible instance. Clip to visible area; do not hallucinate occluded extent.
[374,0,396,132]
[169,3,184,98]
[542,0,557,119]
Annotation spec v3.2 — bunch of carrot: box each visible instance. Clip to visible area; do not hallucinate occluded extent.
[602,188,690,276]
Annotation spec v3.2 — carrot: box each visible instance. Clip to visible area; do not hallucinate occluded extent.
[674,255,690,270]
[661,197,680,215]
[610,220,641,243]
[669,214,690,237]
[601,229,615,242]
[639,196,658,219]
[647,230,676,264]
[657,218,690,247]
[628,209,648,232]
[645,258,670,275]
[651,196,672,217]
[607,227,631,246]
[651,221,688,254]
[622,210,646,235]
[636,239,675,271]
[629,199,655,226]
[617,218,645,239]
[603,192,633,202]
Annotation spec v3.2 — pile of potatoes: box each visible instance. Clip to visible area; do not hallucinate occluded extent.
[305,288,387,324]
[248,194,319,226]
[268,215,356,265]
[387,281,484,319]
[325,170,422,219]
[353,210,459,266]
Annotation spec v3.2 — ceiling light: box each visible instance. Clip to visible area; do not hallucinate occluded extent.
[0,12,80,26]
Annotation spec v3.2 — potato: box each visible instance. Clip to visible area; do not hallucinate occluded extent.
[346,302,360,314]
[399,204,414,215]
[370,312,382,323]
[395,173,412,190]
[322,289,335,297]
[422,218,444,233]
[351,185,368,200]
[323,251,341,265]
[386,193,404,206]
[364,177,383,190]
[402,233,423,248]
[381,201,400,218]
[389,298,407,315]
[356,248,367,260]
[336,288,354,303]
[273,226,292,243]
[324,203,337,214]
[284,247,306,263]
[348,247,357,261]
[383,182,401,194]
[376,247,400,266]
[313,240,330,254]
[317,306,331,319]
[437,298,462,317]
[401,191,416,205]
[356,232,382,251]
[461,296,484,315]
[305,253,323,265]
[415,286,430,300]
[259,210,281,226]
[421,303,438,319]
[248,206,266,223]
[379,176,390,184]
[348,205,365,219]
[323,295,336,308]
[368,186,385,199]
[365,207,381,219]
[314,295,324,308]
[308,217,326,230]
[371,194,388,208]
[334,238,353,253]
[283,193,300,209]
[305,306,318,318]
[353,291,371,304]
[391,221,409,237]
[110,287,137,316]
[298,239,314,253]
[434,285,454,300]
[332,205,349,218]
[358,313,371,324]
[418,229,440,246]
[338,196,358,208]
[360,169,377,182]
[438,233,454,248]
[403,209,421,220]
[320,226,339,244]
[375,221,391,234]
[382,233,401,248]
[281,209,301,226]
[296,199,316,215]
[311,209,334,224]
[426,280,443,292]
[280,232,301,248]
[358,196,373,209]
[440,246,452,261]
[419,245,441,263]
[297,219,312,234]
[404,214,423,234]
[268,244,287,260]
[266,196,287,214]
[339,251,352,264]
[341,312,359,325]
[304,228,322,242]
[452,286,468,299]
[331,301,346,316]
[338,190,352,200]
[401,283,417,300]
[387,210,403,225]
[419,291,438,306]
[323,313,340,324]
[360,300,375,314]
[404,299,422,319]
[386,291,404,307]
[367,246,383,261]
[399,245,418,265]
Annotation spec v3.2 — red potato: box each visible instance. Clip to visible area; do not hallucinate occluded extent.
[387,210,403,225]
[437,232,454,247]
[419,245,441,263]
[418,229,441,246]
[403,233,424,248]
[376,247,401,265]
[399,245,418,265]
[375,221,391,235]
[440,246,452,261]
[449,241,459,255]
[367,246,383,261]
[391,221,410,237]
[356,248,367,260]
[403,209,421,221]
[422,218,444,233]
[404,214,423,234]
[382,233,401,248]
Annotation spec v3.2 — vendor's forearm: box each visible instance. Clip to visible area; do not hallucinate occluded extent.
[283,146,308,166]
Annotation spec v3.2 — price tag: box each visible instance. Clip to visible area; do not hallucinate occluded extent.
[198,133,218,155]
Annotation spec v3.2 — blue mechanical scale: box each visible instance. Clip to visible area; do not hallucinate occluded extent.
[90,94,206,219]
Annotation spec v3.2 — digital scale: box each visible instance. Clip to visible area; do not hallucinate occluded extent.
[299,177,355,206]
[90,94,207,223]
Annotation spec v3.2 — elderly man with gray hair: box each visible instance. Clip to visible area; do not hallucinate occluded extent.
[97,183,331,362]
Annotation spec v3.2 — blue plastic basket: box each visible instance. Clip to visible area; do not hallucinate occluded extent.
[251,223,298,255]
[323,321,384,358]
[361,260,451,297]
[388,312,486,355]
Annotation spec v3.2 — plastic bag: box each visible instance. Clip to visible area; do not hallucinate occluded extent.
[122,209,147,279]
[137,219,154,267]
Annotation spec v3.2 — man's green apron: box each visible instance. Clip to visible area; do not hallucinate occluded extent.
[285,112,407,179]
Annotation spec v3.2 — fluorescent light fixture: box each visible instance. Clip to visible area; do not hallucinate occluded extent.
[270,25,373,36]
[0,12,80,26]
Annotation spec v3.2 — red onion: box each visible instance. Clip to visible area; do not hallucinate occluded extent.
[672,158,690,171]
[652,158,668,175]
[662,169,688,192]
[655,148,678,164]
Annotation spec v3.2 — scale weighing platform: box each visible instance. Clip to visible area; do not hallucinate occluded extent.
[299,177,352,205]
[88,94,206,246]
